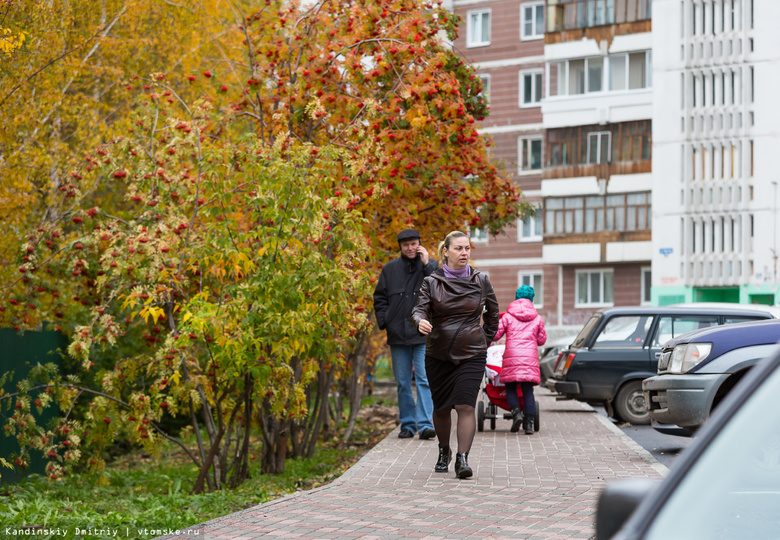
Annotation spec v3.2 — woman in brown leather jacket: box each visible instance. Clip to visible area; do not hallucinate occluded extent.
[411,231,499,479]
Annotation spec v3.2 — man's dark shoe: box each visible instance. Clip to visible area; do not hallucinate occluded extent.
[454,452,472,479]
[524,416,534,435]
[510,408,523,433]
[419,428,436,440]
[398,428,414,439]
[434,446,452,473]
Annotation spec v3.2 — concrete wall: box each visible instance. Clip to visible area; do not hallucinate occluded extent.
[652,0,780,304]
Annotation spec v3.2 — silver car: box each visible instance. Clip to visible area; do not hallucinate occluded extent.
[644,319,780,436]
[597,343,780,539]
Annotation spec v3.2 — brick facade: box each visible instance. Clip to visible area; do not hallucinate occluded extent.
[451,0,651,328]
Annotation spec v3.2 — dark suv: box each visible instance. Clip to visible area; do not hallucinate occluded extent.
[544,306,777,424]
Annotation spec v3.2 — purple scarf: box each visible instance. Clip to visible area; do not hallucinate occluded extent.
[442,262,471,278]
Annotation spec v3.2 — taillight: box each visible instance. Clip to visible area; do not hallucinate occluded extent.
[553,351,565,372]
[560,353,576,376]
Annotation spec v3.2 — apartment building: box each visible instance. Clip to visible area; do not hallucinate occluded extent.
[450,0,653,328]
[448,0,550,319]
[652,0,780,305]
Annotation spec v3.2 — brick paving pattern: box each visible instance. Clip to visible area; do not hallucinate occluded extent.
[161,393,667,539]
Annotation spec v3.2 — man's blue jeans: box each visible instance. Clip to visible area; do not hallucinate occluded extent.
[390,344,434,433]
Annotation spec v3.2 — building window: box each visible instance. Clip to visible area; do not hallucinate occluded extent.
[588,57,604,92]
[641,267,651,305]
[517,213,543,242]
[470,225,488,243]
[518,272,544,307]
[520,69,543,106]
[750,67,754,103]
[521,2,545,40]
[549,0,651,32]
[478,73,491,105]
[546,121,651,167]
[576,269,614,307]
[519,137,543,171]
[470,205,489,243]
[569,59,585,94]
[551,52,650,97]
[467,10,491,47]
[587,131,611,164]
[544,192,651,235]
[609,54,627,91]
[627,52,649,89]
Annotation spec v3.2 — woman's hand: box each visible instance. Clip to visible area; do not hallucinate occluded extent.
[418,319,432,335]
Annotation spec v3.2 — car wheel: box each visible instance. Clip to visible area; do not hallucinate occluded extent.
[614,381,650,425]
[477,401,485,432]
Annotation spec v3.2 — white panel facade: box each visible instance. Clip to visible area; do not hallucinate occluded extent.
[608,173,653,193]
[652,0,780,304]
[543,243,601,264]
[541,176,602,197]
[606,241,653,262]
[542,89,653,129]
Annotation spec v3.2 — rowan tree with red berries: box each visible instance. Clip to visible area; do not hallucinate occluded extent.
[1,0,528,490]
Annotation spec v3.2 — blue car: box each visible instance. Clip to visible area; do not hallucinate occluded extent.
[644,319,780,436]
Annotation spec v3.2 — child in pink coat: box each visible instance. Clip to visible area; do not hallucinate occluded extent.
[491,285,547,434]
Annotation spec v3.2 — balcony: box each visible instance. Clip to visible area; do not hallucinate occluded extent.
[546,0,652,44]
[542,120,652,180]
[543,191,652,241]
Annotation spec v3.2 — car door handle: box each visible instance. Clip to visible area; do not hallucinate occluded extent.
[654,352,661,359]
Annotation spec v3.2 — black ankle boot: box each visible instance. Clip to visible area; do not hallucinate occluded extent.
[524,416,534,435]
[454,452,472,479]
[434,446,452,473]
[510,408,523,433]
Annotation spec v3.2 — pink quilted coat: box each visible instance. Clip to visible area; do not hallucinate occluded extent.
[492,298,547,385]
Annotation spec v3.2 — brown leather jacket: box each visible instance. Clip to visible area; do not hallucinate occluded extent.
[411,268,500,364]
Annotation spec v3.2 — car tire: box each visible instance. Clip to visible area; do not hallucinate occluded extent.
[477,401,485,432]
[614,380,650,425]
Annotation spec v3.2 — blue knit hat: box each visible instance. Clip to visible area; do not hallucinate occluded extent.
[515,284,535,301]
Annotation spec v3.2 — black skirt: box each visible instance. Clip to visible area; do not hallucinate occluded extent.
[425,353,487,411]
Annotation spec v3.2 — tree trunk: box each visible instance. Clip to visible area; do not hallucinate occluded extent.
[259,398,289,474]
[305,365,333,458]
[228,374,253,488]
[343,331,370,443]
[190,425,226,494]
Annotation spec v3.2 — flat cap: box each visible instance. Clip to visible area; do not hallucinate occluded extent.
[397,229,421,243]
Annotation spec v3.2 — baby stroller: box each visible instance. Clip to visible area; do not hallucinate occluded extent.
[477,344,540,432]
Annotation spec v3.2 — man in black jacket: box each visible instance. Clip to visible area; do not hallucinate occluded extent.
[373,229,438,439]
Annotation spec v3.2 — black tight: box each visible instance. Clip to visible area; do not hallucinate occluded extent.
[433,404,477,454]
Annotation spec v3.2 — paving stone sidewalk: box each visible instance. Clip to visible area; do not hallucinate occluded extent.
[163,392,667,539]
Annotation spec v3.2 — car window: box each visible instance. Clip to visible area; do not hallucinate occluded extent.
[651,316,719,348]
[644,347,780,539]
[592,316,653,349]
[572,314,601,348]
[723,316,769,324]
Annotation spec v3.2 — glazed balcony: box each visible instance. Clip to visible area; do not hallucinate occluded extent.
[546,0,652,44]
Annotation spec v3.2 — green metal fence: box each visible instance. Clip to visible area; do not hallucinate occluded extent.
[1,327,66,484]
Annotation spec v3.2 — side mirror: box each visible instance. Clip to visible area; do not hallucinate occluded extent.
[595,478,658,540]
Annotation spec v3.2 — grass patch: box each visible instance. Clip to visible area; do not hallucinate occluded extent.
[373,354,393,380]
[0,409,396,539]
